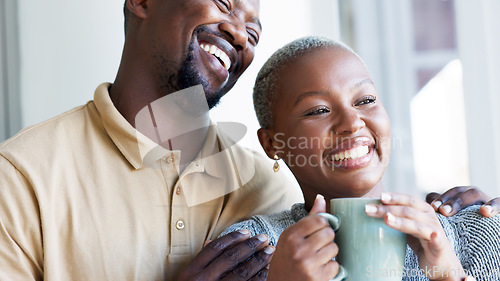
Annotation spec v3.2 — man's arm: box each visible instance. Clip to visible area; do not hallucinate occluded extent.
[0,154,43,280]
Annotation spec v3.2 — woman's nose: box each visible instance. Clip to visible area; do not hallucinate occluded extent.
[331,107,366,135]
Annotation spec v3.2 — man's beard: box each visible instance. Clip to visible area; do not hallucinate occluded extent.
[155,32,226,109]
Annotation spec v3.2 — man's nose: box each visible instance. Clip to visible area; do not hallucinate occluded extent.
[218,20,248,50]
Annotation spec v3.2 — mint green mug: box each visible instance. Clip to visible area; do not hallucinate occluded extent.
[319,198,407,281]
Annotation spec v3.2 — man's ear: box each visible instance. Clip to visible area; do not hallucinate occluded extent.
[126,0,149,19]
[257,128,283,160]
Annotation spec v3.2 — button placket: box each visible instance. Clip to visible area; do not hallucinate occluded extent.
[170,180,189,254]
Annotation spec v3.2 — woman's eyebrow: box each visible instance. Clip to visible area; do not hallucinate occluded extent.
[293,91,329,107]
[350,78,374,91]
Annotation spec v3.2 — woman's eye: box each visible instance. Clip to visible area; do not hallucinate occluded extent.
[356,96,376,106]
[305,107,330,116]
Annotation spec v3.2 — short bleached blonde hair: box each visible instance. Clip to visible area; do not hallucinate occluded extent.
[253,36,360,129]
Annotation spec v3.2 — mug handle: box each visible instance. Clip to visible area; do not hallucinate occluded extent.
[317,213,348,281]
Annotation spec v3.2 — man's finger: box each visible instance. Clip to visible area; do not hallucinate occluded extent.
[426,186,469,210]
[439,188,485,217]
[203,234,271,280]
[189,230,251,272]
[248,267,269,281]
[480,198,500,217]
[222,246,275,281]
[425,192,441,205]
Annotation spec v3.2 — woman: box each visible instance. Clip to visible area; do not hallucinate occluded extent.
[221,37,500,281]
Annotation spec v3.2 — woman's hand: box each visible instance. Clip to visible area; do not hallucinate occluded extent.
[267,195,341,281]
[426,186,499,217]
[365,193,466,281]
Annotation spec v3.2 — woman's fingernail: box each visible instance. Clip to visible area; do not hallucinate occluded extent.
[441,204,452,215]
[465,276,476,281]
[483,205,493,214]
[255,234,268,242]
[238,229,250,235]
[381,193,391,202]
[432,200,442,209]
[264,246,275,255]
[387,212,397,224]
[365,204,378,214]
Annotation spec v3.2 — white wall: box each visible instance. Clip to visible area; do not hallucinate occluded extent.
[18,0,124,127]
[455,0,500,196]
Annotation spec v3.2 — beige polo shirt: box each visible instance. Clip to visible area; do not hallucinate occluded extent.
[0,83,303,281]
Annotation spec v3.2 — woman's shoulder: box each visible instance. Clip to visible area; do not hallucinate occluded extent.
[439,205,500,279]
[219,204,304,246]
[439,205,500,239]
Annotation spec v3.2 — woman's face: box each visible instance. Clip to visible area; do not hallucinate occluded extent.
[268,47,391,199]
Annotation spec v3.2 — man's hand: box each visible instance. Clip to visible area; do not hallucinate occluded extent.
[177,229,275,281]
[426,186,499,217]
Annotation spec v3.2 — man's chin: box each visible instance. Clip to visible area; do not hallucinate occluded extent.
[205,90,224,109]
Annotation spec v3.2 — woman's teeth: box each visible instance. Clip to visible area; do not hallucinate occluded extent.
[200,43,231,70]
[331,146,369,161]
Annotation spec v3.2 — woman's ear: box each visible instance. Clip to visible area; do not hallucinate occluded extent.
[126,0,149,19]
[257,128,282,159]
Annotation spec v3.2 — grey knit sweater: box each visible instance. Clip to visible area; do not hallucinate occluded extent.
[220,204,500,280]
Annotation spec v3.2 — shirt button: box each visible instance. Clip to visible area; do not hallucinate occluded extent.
[176,187,182,195]
[166,156,174,164]
[176,219,185,230]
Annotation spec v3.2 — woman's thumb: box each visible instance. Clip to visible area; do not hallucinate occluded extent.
[310,194,326,214]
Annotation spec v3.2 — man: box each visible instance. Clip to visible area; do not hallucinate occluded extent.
[0,0,497,280]
[0,0,303,280]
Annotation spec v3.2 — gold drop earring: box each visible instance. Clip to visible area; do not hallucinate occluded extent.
[273,155,280,173]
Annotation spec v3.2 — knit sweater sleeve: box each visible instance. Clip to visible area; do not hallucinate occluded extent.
[443,205,500,280]
[218,210,296,246]
[403,206,500,281]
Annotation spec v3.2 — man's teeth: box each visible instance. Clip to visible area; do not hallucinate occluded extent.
[200,43,231,70]
[331,146,369,161]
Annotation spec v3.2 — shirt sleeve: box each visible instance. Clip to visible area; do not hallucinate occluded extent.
[450,206,500,280]
[0,154,43,280]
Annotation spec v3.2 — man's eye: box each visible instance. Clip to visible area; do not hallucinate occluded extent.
[305,107,330,116]
[356,96,376,106]
[247,29,259,46]
[216,0,230,12]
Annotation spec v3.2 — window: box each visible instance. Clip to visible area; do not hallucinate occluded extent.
[0,0,21,142]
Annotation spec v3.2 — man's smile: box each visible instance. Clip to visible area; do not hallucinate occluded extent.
[196,34,238,84]
[200,43,231,70]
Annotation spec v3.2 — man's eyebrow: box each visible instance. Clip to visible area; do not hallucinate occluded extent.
[293,91,329,107]
[254,18,262,31]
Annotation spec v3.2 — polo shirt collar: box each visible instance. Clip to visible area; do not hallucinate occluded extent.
[93,83,232,176]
